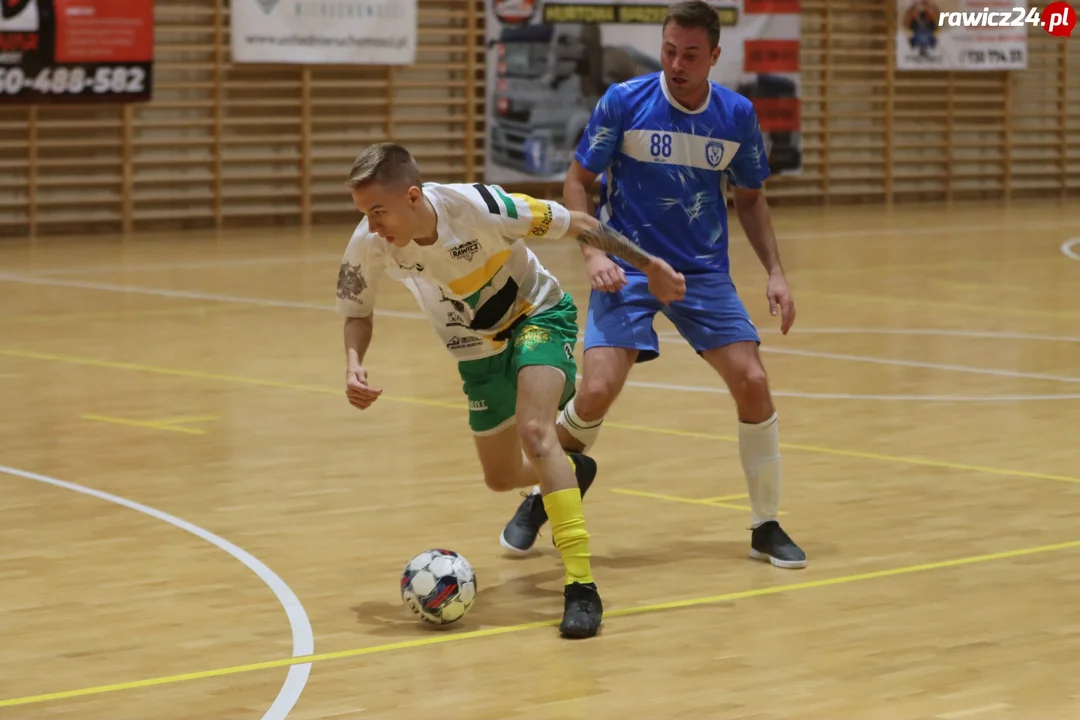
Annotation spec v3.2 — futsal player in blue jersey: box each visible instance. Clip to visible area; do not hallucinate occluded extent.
[500,0,806,568]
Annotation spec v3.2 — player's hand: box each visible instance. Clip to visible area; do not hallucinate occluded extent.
[766,271,796,335]
[345,366,383,410]
[585,253,627,293]
[644,256,686,305]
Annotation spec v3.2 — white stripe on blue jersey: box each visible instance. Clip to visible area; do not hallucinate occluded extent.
[575,72,770,276]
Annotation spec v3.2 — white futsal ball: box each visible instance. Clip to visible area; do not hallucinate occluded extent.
[400,549,477,625]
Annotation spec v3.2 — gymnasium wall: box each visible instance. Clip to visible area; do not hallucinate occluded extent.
[0,0,1077,238]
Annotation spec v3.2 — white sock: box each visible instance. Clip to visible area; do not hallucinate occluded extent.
[556,397,604,453]
[521,451,541,495]
[738,412,781,529]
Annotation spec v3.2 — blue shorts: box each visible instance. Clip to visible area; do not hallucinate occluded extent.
[584,271,760,363]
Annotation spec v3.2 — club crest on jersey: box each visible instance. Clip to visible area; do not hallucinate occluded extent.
[706,142,725,168]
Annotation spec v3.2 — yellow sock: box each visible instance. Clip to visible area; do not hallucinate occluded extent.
[543,486,594,586]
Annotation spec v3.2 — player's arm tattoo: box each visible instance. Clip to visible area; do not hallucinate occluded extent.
[574,224,653,271]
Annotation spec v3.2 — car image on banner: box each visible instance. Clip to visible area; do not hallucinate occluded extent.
[484,0,802,184]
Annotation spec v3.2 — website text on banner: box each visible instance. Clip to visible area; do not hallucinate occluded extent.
[230,0,417,65]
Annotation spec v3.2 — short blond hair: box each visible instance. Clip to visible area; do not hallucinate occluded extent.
[345,143,422,190]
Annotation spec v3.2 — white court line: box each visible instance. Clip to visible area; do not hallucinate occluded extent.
[759,346,1080,385]
[753,327,1080,344]
[7,216,1079,279]
[2,272,1079,398]
[24,254,344,277]
[651,329,1080,385]
[0,465,313,720]
[743,216,1080,243]
[607,377,1080,402]
[1062,238,1080,261]
[0,272,424,321]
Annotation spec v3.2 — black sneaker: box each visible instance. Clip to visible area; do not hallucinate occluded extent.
[749,521,807,569]
[559,582,603,639]
[498,453,597,554]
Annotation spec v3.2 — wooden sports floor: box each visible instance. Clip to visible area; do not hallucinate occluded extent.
[1,199,1078,720]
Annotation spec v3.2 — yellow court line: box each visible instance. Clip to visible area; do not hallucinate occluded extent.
[3,347,1078,485]
[2,537,1079,709]
[603,421,1080,485]
[611,488,758,513]
[157,415,218,425]
[82,415,206,436]
[704,494,750,502]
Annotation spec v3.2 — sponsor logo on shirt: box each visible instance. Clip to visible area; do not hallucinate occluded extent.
[450,239,481,261]
[528,203,554,237]
[447,335,484,350]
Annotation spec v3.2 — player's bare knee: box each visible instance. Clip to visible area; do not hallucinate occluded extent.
[518,418,560,462]
[574,378,618,421]
[482,470,517,492]
[732,366,773,419]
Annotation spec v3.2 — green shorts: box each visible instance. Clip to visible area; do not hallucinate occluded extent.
[458,292,578,435]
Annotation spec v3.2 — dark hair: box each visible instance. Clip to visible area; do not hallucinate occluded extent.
[345,142,422,190]
[663,1,721,50]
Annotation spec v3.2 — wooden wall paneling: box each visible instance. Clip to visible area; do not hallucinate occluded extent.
[301,67,312,228]
[1004,66,1013,202]
[884,1,895,205]
[1057,31,1067,200]
[307,66,392,224]
[820,0,832,203]
[213,0,225,227]
[122,105,134,234]
[1010,30,1066,199]
[27,107,36,237]
[131,0,219,231]
[219,3,303,226]
[0,107,33,235]
[464,0,478,182]
[1068,34,1080,198]
[33,103,124,234]
[950,71,1006,203]
[891,67,949,204]
[820,2,887,203]
[393,6,473,182]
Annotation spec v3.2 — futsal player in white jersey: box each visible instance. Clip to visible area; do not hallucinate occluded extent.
[499,1,807,569]
[334,143,685,638]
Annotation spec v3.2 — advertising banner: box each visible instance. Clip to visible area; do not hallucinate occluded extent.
[484,0,802,183]
[230,0,417,65]
[0,0,153,103]
[896,0,1030,70]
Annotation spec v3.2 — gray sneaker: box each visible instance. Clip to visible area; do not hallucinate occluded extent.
[498,453,597,554]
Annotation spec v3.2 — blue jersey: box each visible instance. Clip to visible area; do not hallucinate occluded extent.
[574,72,770,276]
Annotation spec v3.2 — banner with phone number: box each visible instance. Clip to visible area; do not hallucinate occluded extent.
[0,0,153,103]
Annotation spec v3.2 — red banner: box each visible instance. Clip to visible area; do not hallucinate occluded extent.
[744,39,800,74]
[753,97,801,134]
[54,0,153,64]
[743,0,801,14]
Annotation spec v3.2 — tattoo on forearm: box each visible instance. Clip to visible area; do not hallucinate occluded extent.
[577,225,652,270]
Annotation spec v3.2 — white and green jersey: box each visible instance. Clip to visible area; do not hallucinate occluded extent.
[335,182,573,361]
